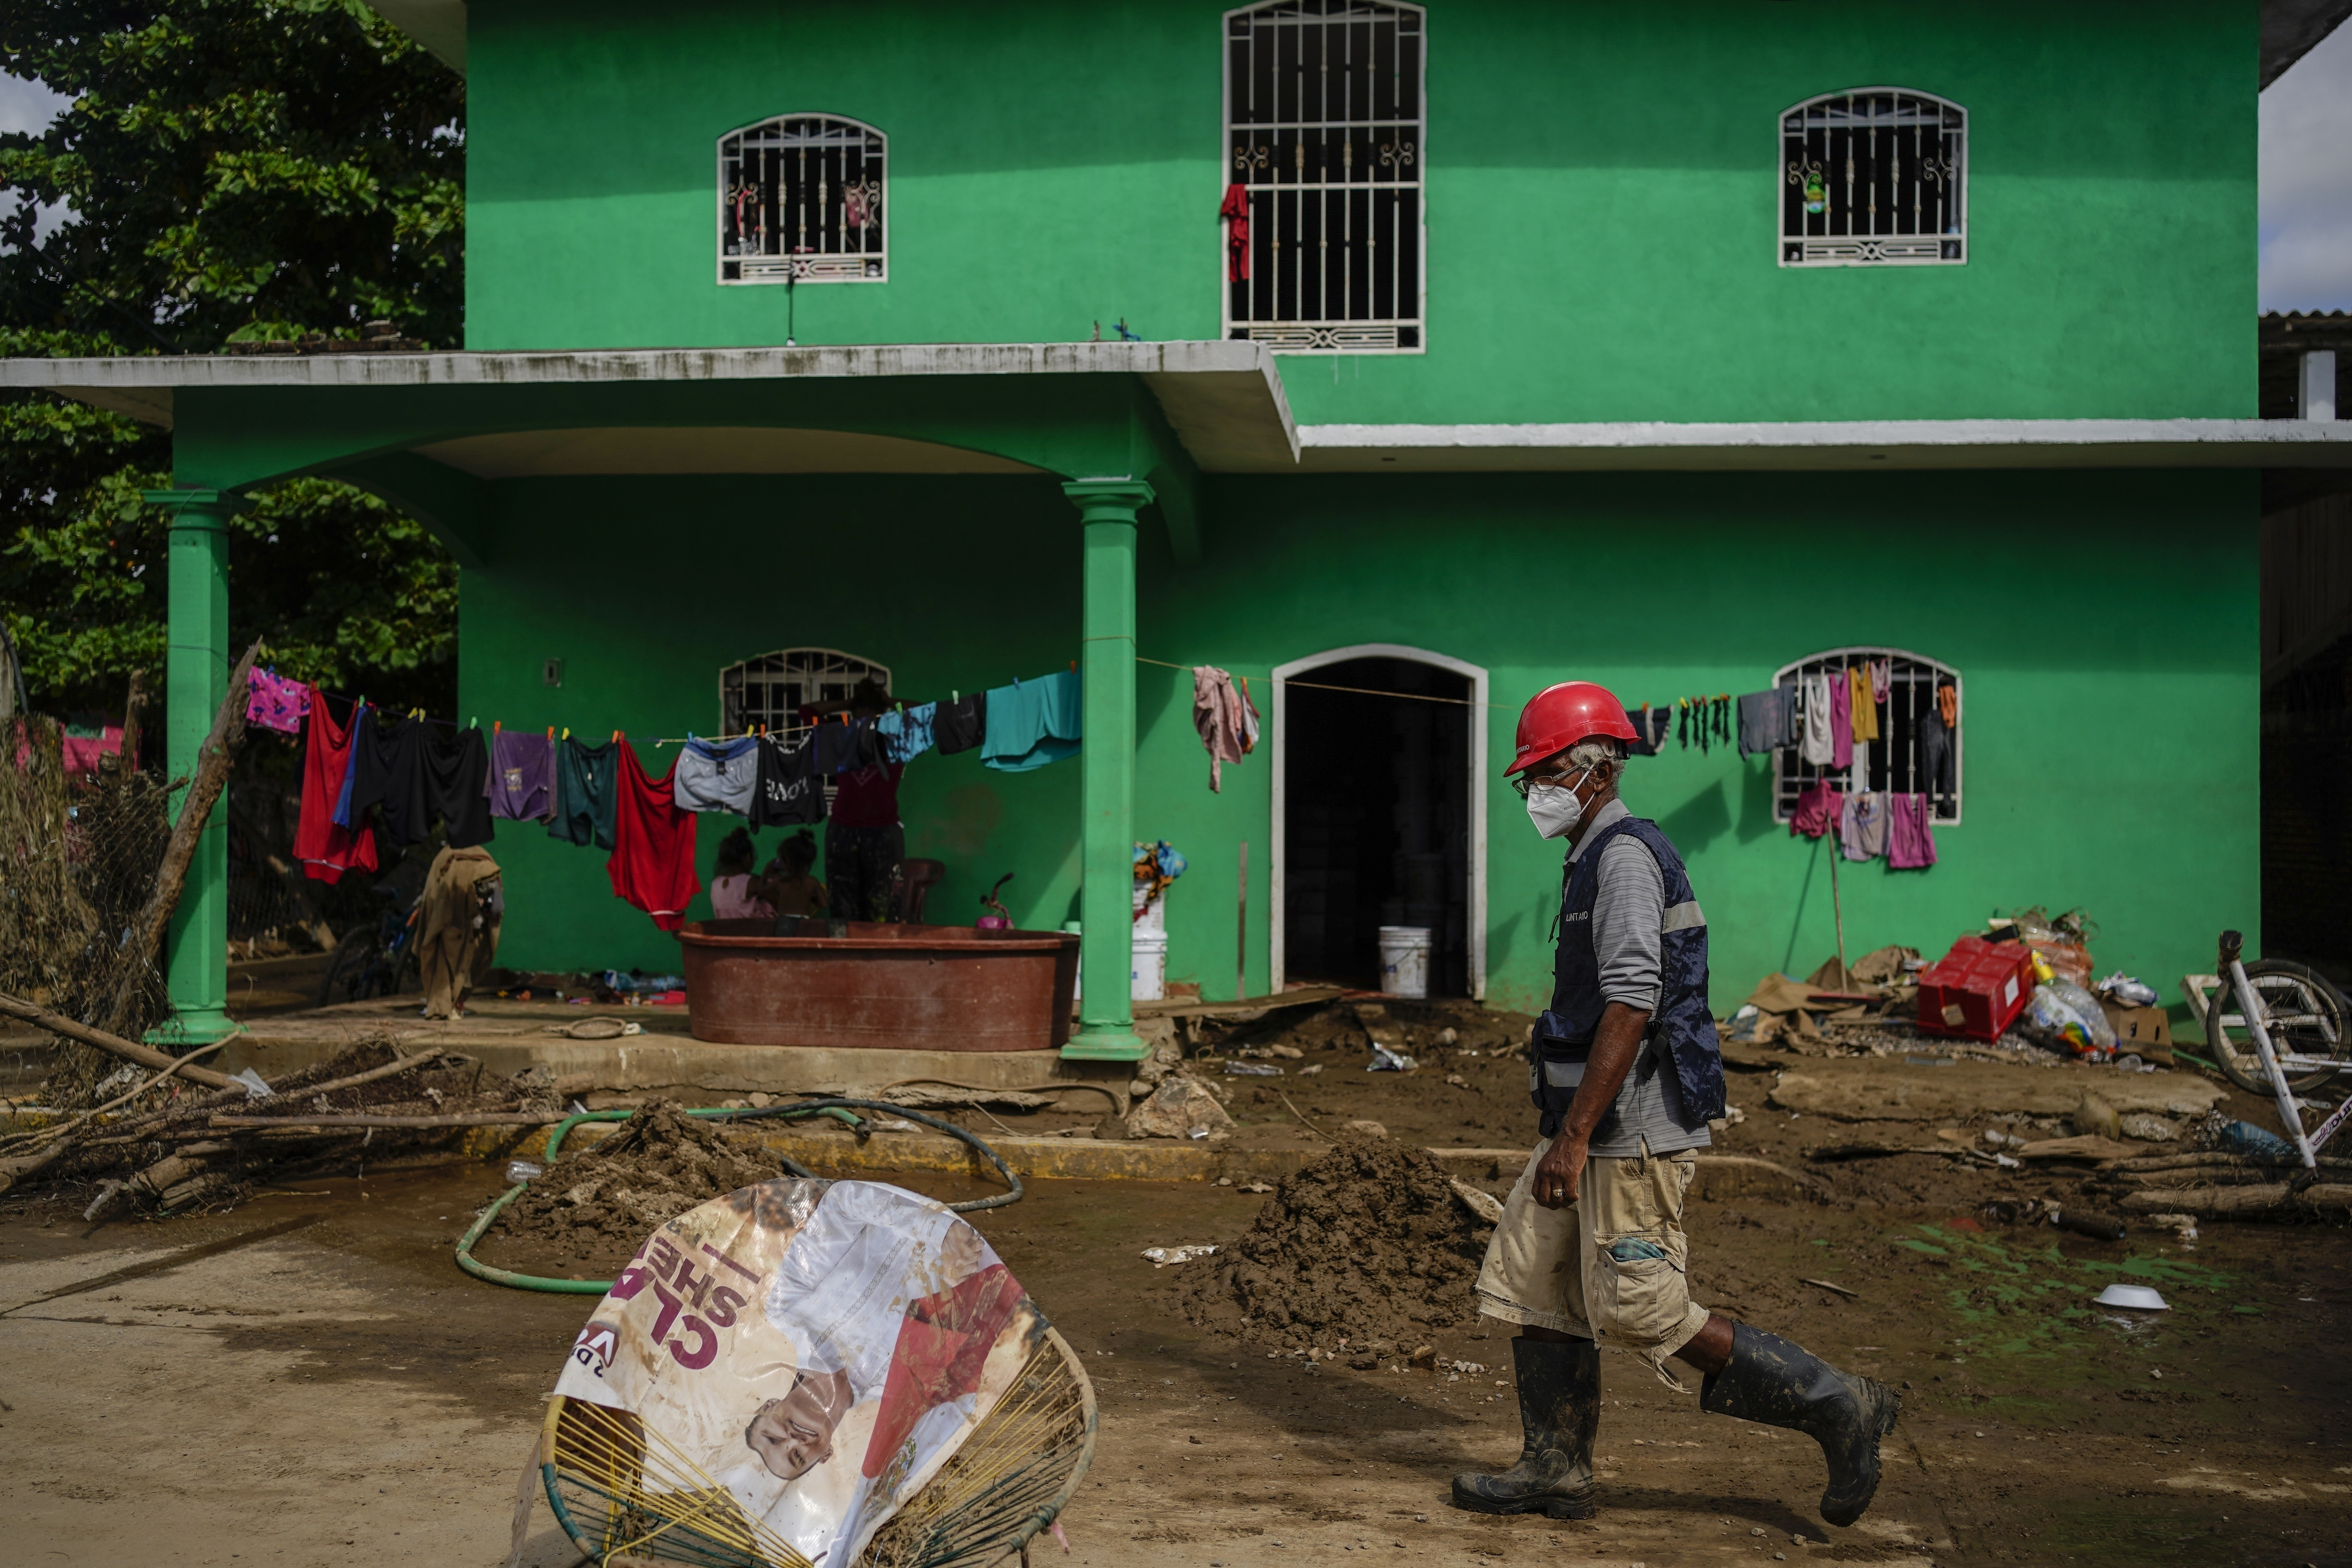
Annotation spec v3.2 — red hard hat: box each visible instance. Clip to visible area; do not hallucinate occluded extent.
[1507,681,1639,775]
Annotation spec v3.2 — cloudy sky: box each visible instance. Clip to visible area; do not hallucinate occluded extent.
[6,30,2352,308]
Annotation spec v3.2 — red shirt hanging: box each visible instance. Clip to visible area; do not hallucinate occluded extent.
[608,742,701,932]
[1219,184,1251,282]
[294,688,379,884]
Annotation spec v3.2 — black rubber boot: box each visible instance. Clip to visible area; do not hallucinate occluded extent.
[1449,1336,1600,1520]
[1699,1323,1901,1528]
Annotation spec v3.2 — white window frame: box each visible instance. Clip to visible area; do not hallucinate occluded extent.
[1221,1,1427,354]
[1779,87,1966,269]
[1772,646,1962,825]
[1269,642,1486,998]
[720,648,892,737]
[717,114,888,286]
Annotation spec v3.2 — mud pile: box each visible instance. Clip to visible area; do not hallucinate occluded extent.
[1177,1132,1493,1350]
[493,1101,784,1252]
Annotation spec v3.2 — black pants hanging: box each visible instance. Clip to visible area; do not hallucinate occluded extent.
[826,823,905,923]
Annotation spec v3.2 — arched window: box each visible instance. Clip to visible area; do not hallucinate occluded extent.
[719,115,887,284]
[1223,1,1425,352]
[1773,648,1963,823]
[1780,89,1965,267]
[721,648,891,735]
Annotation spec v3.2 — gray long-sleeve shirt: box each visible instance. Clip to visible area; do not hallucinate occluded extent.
[1556,798,1711,1157]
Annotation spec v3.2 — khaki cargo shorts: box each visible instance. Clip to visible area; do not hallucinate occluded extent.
[1474,1138,1711,1386]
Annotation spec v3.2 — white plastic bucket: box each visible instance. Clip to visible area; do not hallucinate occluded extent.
[1132,932,1169,1001]
[1132,882,1165,936]
[1378,926,1432,999]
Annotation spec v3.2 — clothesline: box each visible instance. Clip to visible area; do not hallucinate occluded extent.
[1132,655,1509,709]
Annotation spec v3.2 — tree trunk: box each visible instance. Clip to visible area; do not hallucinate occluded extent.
[100,639,263,1036]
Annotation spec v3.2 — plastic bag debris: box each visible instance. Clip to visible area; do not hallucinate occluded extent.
[230,1067,274,1099]
[2192,1114,2297,1161]
[506,1159,544,1183]
[2020,980,2115,1058]
[1142,1244,1219,1267]
[1224,1061,1283,1076]
[2095,971,2159,1009]
[1367,1044,1417,1072]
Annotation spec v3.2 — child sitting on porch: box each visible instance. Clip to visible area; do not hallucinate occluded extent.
[710,827,777,920]
[763,829,828,919]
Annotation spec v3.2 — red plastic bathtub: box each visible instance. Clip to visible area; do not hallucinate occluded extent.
[676,919,1079,1051]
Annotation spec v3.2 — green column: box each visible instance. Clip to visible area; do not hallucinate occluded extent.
[1060,479,1153,1062]
[143,488,244,1044]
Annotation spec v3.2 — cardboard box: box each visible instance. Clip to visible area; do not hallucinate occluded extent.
[2100,1000,2173,1063]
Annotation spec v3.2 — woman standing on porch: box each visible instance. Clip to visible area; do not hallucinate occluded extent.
[826,680,903,923]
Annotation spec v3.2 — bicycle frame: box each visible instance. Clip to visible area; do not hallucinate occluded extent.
[2221,931,2321,1167]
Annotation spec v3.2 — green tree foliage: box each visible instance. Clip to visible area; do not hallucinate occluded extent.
[1,0,465,716]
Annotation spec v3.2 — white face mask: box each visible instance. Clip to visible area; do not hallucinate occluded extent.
[1524,775,1589,840]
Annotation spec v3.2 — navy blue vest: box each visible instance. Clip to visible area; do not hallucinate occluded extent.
[1532,815,1726,1133]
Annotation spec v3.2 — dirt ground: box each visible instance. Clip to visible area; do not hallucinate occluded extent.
[5,1096,2349,1568]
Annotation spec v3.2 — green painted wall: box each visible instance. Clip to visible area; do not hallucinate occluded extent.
[456,467,2258,1020]
[465,0,2256,421]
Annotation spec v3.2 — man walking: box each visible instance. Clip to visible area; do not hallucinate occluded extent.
[1452,681,1899,1528]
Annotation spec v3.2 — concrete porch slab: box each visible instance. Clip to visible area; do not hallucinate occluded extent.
[214,994,1144,1102]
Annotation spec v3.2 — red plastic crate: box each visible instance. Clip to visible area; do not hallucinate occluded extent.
[1915,936,2034,1041]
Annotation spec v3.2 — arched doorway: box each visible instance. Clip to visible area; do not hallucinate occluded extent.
[1270,644,1488,998]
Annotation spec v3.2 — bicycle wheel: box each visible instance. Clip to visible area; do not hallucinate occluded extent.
[2202,960,2352,1096]
[317,933,382,1007]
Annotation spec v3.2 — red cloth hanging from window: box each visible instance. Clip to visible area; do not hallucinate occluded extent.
[294,688,379,884]
[1219,184,1251,282]
[608,742,700,932]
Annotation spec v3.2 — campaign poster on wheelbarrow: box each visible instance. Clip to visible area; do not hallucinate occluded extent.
[554,1178,1048,1568]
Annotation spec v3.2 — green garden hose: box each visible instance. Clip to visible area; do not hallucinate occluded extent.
[454,1097,1025,1293]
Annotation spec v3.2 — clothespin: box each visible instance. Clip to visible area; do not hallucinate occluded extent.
[612,730,621,742]
[546,726,553,742]
[952,689,958,702]
[469,716,479,730]
[561,727,570,740]
[494,719,501,735]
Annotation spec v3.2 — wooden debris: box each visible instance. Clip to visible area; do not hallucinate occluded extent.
[0,990,239,1090]
[2011,1134,2141,1163]
[2121,1183,2352,1217]
[1801,1277,1859,1298]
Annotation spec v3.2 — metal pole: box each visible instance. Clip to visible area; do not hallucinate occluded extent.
[1828,831,1846,982]
[1237,840,1249,1002]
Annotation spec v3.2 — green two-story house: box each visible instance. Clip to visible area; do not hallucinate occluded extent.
[11,0,2351,1056]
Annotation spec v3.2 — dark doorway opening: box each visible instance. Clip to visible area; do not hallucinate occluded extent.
[1283,657,1471,994]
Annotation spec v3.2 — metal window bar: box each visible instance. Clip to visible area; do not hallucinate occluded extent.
[1225,2,1424,351]
[719,116,887,285]
[720,650,893,815]
[1780,89,1964,268]
[1770,649,1961,825]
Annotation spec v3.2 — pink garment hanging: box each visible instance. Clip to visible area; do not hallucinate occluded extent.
[1828,667,1852,769]
[1888,793,1938,869]
[59,725,123,779]
[1868,657,1891,703]
[1191,664,1246,792]
[246,668,311,735]
[1790,779,1843,840]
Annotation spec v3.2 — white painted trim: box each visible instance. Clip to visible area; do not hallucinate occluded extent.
[3,340,1303,469]
[1270,642,1488,1000]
